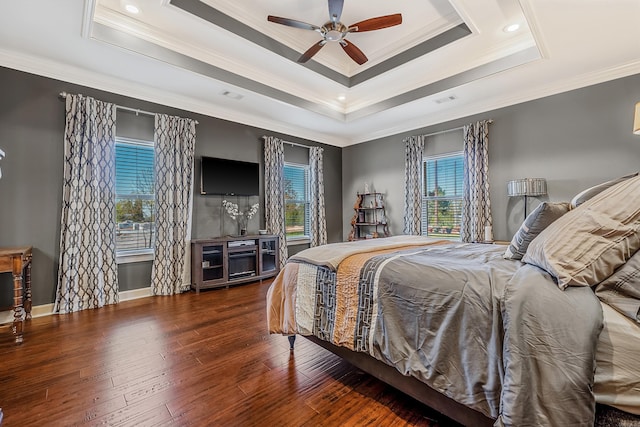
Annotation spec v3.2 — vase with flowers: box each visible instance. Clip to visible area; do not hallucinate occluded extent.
[222,199,259,236]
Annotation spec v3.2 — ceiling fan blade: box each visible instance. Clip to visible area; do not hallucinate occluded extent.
[267,15,321,32]
[298,40,327,63]
[340,40,368,65]
[328,0,344,23]
[348,14,402,32]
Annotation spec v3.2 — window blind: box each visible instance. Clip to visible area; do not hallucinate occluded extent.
[115,138,155,252]
[421,152,463,239]
[283,163,310,239]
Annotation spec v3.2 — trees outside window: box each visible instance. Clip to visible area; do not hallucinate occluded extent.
[422,153,463,239]
[283,163,309,240]
[115,138,155,252]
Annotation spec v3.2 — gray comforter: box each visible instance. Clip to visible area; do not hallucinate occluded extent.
[268,239,604,426]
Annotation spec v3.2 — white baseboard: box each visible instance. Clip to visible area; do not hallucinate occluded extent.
[0,287,152,324]
[120,287,152,301]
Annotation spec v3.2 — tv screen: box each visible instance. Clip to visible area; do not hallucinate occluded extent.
[200,157,260,196]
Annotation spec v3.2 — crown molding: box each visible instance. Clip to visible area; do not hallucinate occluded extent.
[1,40,638,148]
[0,47,348,146]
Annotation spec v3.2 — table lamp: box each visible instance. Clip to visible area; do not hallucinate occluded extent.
[507,178,547,220]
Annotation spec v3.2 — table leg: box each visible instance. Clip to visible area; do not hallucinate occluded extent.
[12,257,25,344]
[24,258,32,319]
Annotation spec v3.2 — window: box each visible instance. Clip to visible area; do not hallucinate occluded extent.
[115,137,155,255]
[283,163,310,241]
[422,152,463,239]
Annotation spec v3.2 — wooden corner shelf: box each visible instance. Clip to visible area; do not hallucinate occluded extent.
[348,192,390,241]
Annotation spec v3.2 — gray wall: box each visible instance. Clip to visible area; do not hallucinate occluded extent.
[343,73,640,241]
[0,66,342,307]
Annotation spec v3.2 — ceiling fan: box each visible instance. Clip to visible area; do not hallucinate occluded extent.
[267,0,402,65]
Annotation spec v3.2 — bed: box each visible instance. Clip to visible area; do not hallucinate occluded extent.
[267,174,640,426]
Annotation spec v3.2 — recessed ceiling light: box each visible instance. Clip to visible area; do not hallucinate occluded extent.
[125,4,140,14]
[503,23,520,33]
[337,95,346,101]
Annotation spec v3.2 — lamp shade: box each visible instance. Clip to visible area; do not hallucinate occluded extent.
[634,102,640,135]
[507,178,547,197]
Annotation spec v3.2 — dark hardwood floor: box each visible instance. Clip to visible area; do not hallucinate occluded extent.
[0,280,459,426]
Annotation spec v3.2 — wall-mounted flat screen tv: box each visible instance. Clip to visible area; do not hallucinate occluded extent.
[200,156,260,196]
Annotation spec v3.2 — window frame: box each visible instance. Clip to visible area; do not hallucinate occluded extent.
[283,161,311,244]
[114,136,156,264]
[421,151,464,240]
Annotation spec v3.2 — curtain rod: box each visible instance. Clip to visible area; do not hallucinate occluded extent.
[58,92,199,124]
[423,120,493,138]
[262,136,309,150]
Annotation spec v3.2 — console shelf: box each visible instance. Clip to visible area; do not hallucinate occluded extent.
[191,235,279,293]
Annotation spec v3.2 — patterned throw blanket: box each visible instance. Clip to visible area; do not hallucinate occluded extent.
[267,238,603,426]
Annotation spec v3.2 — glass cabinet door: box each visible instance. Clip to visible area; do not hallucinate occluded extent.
[202,244,224,281]
[261,238,277,274]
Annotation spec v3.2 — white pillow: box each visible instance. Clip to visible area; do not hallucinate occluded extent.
[570,172,638,209]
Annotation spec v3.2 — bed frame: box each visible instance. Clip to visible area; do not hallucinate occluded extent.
[291,335,494,426]
[291,336,640,427]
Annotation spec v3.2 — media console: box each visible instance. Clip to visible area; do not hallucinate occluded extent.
[191,235,279,293]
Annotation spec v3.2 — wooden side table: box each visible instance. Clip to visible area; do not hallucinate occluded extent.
[0,247,33,344]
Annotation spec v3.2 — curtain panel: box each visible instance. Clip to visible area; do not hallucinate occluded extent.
[151,114,197,295]
[461,120,493,243]
[403,135,425,235]
[309,146,327,247]
[263,136,288,268]
[55,94,119,314]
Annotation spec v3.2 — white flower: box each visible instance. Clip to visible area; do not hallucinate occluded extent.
[222,200,259,222]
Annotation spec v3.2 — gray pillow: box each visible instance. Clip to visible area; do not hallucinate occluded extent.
[523,174,640,289]
[570,172,638,208]
[504,202,570,260]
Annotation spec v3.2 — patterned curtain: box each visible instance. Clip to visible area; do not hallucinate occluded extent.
[309,146,327,246]
[461,120,493,243]
[263,136,288,268]
[403,135,425,235]
[55,94,118,314]
[151,114,197,295]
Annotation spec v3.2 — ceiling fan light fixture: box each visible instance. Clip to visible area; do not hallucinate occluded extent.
[267,0,402,65]
[326,31,342,41]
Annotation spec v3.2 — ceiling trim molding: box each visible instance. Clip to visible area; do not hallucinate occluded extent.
[91,22,347,122]
[347,46,541,122]
[81,0,97,39]
[349,58,640,145]
[94,6,342,113]
[349,23,471,87]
